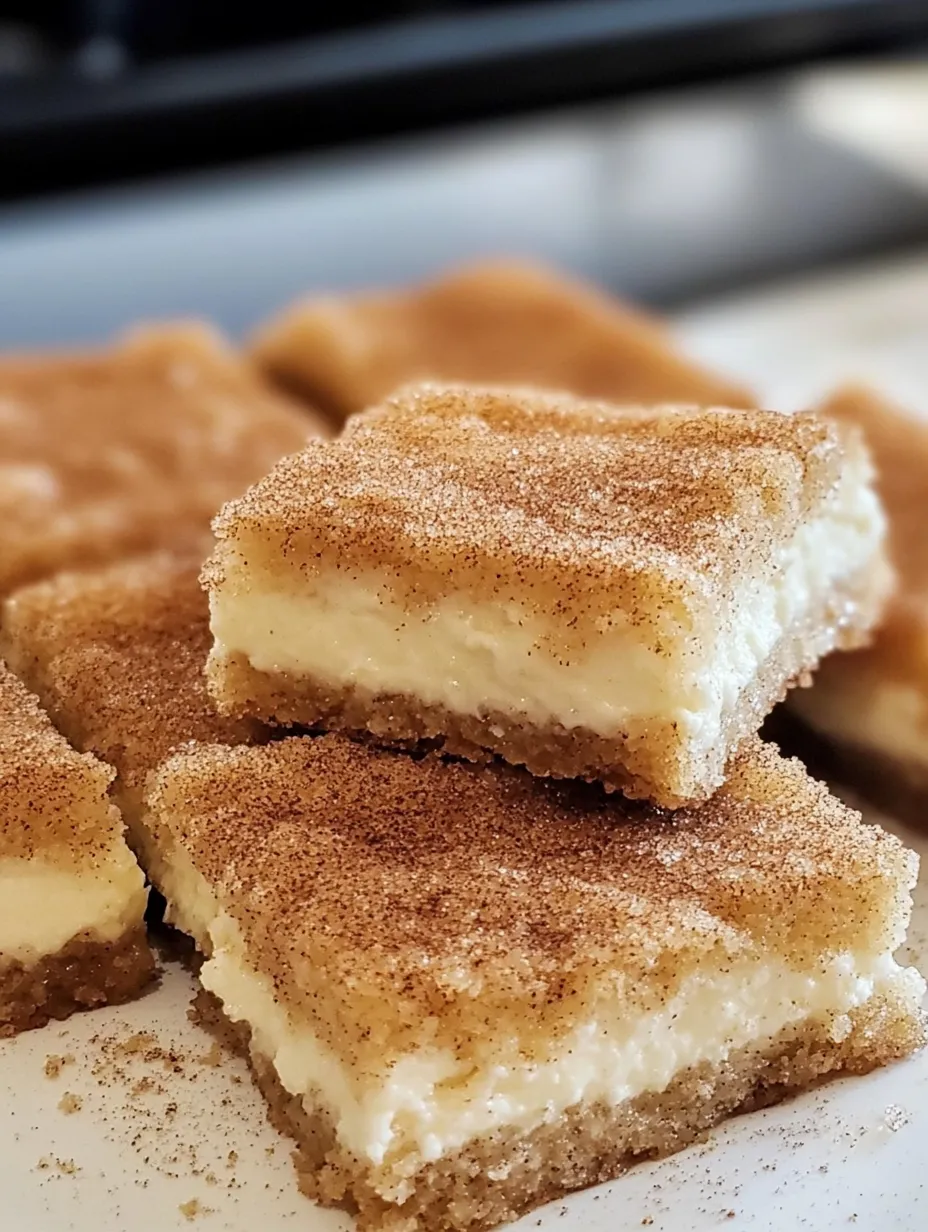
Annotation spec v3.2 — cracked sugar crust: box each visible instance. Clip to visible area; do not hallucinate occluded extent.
[250,259,753,423]
[0,322,323,596]
[817,384,928,683]
[1,552,265,834]
[147,734,917,1063]
[208,383,869,640]
[0,660,124,866]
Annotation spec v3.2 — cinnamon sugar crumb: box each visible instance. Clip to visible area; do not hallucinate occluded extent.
[200,1042,223,1068]
[179,1198,210,1220]
[37,1156,80,1175]
[44,1053,74,1078]
[57,1092,82,1114]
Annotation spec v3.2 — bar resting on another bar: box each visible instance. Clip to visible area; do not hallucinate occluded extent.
[146,734,925,1232]
[204,383,891,807]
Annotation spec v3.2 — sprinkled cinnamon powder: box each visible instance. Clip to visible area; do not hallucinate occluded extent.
[147,733,920,1069]
[250,259,753,423]
[0,323,322,596]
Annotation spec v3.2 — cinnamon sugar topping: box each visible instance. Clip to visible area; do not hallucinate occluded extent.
[2,552,265,837]
[0,324,320,596]
[210,383,859,626]
[148,735,916,1060]
[250,259,753,423]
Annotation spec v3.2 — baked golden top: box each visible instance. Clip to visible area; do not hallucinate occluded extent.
[0,323,320,596]
[818,384,928,682]
[2,552,262,823]
[149,734,915,1059]
[250,260,753,423]
[210,383,860,638]
[0,660,120,864]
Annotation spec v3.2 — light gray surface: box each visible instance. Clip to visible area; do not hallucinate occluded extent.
[1,71,927,348]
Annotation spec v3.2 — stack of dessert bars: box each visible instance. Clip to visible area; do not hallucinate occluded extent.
[0,266,924,1232]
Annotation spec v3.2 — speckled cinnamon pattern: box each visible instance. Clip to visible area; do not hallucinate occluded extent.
[0,659,127,864]
[195,987,923,1232]
[1,552,267,848]
[250,259,753,424]
[0,925,155,1038]
[147,734,919,1070]
[208,386,870,641]
[205,560,882,806]
[0,323,322,596]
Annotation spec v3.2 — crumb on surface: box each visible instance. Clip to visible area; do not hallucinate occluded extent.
[179,1198,210,1221]
[57,1092,82,1115]
[883,1104,910,1132]
[200,1042,223,1068]
[44,1053,75,1078]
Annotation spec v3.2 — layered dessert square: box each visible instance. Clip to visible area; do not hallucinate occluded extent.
[0,322,321,596]
[205,384,891,806]
[1,552,265,864]
[788,385,928,821]
[0,661,153,1037]
[250,260,753,425]
[146,734,925,1232]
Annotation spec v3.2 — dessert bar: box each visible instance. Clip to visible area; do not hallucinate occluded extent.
[147,734,925,1232]
[206,384,890,806]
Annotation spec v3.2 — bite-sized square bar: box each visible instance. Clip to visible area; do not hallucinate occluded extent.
[0,662,152,1037]
[250,260,753,425]
[1,552,265,863]
[205,384,891,807]
[0,322,323,596]
[788,385,928,822]
[147,735,925,1232]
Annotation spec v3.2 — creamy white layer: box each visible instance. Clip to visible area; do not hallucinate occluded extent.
[0,849,146,963]
[209,461,884,777]
[160,849,923,1173]
[791,671,928,768]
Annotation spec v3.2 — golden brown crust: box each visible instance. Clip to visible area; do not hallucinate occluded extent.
[195,987,924,1232]
[250,259,753,424]
[0,924,156,1038]
[148,734,917,1066]
[817,385,928,685]
[205,565,879,806]
[0,660,130,864]
[1,552,266,843]
[208,384,866,636]
[0,323,323,596]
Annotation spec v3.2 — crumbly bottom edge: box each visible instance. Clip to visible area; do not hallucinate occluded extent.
[193,986,924,1232]
[206,557,880,806]
[0,924,156,1038]
[765,708,928,829]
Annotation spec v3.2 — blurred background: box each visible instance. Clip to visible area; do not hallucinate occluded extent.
[1,0,928,352]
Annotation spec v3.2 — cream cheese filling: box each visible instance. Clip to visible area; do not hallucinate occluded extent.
[791,672,928,768]
[0,850,146,963]
[209,464,883,761]
[161,854,923,1171]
